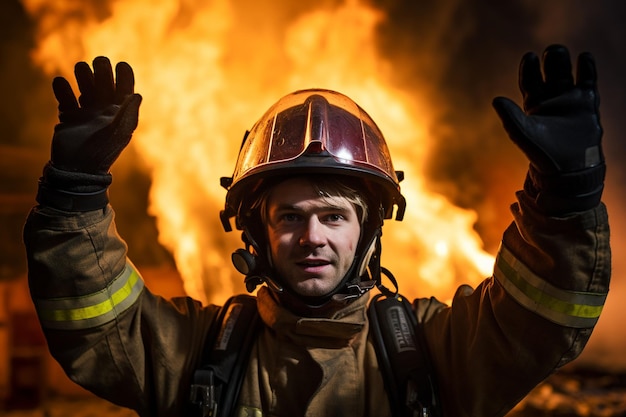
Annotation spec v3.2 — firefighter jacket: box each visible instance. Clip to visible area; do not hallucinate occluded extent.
[23,191,611,417]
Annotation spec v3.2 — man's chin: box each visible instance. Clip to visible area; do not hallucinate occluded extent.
[291,277,337,298]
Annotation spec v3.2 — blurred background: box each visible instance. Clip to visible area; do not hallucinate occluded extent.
[1,0,625,415]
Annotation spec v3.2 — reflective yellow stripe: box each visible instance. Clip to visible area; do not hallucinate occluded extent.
[35,261,144,330]
[40,269,139,321]
[494,245,607,328]
[234,406,263,417]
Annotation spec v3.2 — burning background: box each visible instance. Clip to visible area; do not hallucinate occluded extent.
[1,0,625,374]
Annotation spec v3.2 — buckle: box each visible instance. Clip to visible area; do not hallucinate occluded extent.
[190,371,218,417]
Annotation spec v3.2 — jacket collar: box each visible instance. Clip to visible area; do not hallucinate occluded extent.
[256,286,369,347]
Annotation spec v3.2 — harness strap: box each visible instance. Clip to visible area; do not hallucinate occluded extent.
[189,295,260,417]
[368,293,441,417]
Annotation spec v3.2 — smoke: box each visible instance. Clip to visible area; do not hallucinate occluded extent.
[0,2,55,150]
[373,0,626,248]
[371,0,626,370]
[383,0,626,371]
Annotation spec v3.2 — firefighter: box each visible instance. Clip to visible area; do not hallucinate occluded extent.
[24,44,610,417]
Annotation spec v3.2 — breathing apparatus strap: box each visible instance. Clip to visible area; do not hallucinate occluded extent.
[368,292,441,417]
[188,295,260,417]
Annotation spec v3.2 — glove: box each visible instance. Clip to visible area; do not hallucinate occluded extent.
[37,56,142,211]
[492,44,605,216]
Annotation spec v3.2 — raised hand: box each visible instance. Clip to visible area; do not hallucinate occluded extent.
[493,45,605,215]
[51,56,142,174]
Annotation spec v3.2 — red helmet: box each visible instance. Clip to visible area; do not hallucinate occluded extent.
[220,88,406,232]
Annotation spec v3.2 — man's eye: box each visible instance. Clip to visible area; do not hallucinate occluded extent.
[281,213,301,222]
[325,213,344,222]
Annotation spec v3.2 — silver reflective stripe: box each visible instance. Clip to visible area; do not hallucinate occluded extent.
[34,261,145,330]
[494,245,607,328]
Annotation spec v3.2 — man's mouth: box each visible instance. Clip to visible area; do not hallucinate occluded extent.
[296,259,331,271]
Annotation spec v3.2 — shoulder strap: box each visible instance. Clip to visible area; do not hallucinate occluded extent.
[188,294,260,417]
[368,293,441,417]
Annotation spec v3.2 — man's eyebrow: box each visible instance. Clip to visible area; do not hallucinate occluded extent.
[271,204,301,213]
[271,202,351,213]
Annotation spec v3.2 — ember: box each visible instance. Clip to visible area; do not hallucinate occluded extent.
[4,369,626,416]
[511,369,626,417]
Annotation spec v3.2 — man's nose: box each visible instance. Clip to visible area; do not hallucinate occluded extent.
[299,217,325,247]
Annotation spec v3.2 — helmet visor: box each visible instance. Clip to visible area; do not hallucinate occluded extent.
[234,89,398,183]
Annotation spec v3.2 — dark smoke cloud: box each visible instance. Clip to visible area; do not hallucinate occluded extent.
[0,0,175,267]
[372,0,626,370]
[372,0,626,250]
[0,1,54,150]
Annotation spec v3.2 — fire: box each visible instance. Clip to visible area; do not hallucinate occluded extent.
[23,0,494,305]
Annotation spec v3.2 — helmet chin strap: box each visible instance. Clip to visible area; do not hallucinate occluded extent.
[232,213,394,311]
[292,226,382,305]
[253,239,383,306]
[327,235,380,303]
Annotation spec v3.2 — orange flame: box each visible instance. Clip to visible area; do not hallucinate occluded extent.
[24,0,494,305]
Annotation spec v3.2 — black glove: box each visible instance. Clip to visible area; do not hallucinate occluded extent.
[37,56,142,211]
[492,44,605,216]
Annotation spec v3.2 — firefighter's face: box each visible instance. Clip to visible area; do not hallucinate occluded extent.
[266,178,361,298]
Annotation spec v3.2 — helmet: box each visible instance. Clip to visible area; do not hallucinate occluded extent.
[220,89,406,304]
[221,88,405,227]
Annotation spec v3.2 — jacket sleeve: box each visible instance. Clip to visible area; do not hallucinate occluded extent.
[23,205,219,417]
[417,191,611,417]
